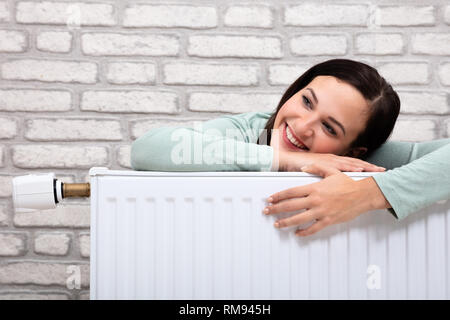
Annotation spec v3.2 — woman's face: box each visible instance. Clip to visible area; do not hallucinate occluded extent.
[271,75,369,157]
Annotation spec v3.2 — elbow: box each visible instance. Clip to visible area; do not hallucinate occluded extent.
[130,137,147,171]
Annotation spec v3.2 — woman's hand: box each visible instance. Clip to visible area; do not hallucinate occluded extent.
[263,163,392,237]
[273,148,386,173]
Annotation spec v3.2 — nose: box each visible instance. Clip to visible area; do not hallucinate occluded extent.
[295,113,316,138]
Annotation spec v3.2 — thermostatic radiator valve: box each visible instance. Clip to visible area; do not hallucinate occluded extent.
[12,173,90,213]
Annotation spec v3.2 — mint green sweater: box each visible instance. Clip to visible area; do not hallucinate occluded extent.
[131,112,450,221]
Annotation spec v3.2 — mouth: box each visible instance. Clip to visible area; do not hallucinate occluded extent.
[282,122,309,151]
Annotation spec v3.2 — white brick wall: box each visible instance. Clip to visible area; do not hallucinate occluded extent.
[0,0,449,300]
[106,62,156,85]
[36,31,72,53]
[224,6,274,28]
[375,6,435,26]
[123,5,217,28]
[163,62,260,86]
[25,119,123,141]
[0,30,28,52]
[0,232,27,256]
[0,2,9,22]
[34,233,71,256]
[2,59,97,83]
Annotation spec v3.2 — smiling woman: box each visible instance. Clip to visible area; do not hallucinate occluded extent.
[130,58,450,233]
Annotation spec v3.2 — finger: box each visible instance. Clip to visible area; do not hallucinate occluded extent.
[347,159,385,171]
[301,163,340,177]
[295,219,327,237]
[264,196,312,215]
[274,210,317,228]
[268,184,312,204]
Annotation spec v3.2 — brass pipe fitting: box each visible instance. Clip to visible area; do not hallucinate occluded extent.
[62,183,90,198]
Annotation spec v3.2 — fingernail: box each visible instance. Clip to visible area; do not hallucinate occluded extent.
[274,221,280,228]
[262,207,269,215]
[267,196,273,203]
[301,166,308,171]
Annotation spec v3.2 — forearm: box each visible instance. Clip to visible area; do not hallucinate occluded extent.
[355,176,392,212]
[131,127,274,171]
[371,143,450,220]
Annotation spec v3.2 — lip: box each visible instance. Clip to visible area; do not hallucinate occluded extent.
[282,122,308,151]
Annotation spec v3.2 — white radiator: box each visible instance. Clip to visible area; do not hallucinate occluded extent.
[89,167,450,300]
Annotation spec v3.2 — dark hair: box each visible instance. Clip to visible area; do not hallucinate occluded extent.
[258,59,400,159]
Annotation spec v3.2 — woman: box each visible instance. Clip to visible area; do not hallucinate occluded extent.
[131,59,450,235]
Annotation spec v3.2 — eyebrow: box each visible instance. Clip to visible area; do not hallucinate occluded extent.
[306,87,346,136]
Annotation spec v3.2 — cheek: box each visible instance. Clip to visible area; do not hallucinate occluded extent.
[310,135,344,154]
[275,103,300,126]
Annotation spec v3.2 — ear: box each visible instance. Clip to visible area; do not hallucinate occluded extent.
[344,147,368,158]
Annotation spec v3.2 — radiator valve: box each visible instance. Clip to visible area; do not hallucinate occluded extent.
[12,173,90,213]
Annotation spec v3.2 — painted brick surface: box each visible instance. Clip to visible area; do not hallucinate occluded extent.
[0,0,449,300]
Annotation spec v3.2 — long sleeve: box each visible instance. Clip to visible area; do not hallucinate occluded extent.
[130,112,274,171]
[364,138,450,220]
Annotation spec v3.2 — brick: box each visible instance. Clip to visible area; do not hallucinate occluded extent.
[411,33,450,55]
[131,119,203,140]
[398,92,448,115]
[268,64,310,86]
[0,117,17,139]
[2,59,97,84]
[79,233,89,258]
[0,291,69,300]
[189,92,281,113]
[375,6,435,26]
[439,63,450,86]
[163,62,259,86]
[0,204,8,226]
[36,31,72,53]
[81,91,178,114]
[0,89,71,112]
[79,292,90,300]
[390,119,437,141]
[355,33,404,55]
[16,1,115,26]
[188,35,282,58]
[284,4,368,26]
[377,62,430,85]
[123,5,217,28]
[25,119,122,141]
[0,232,27,256]
[34,233,71,256]
[14,204,89,228]
[12,145,108,169]
[0,30,27,52]
[0,2,10,22]
[0,176,11,197]
[117,146,131,169]
[445,6,450,25]
[106,62,156,85]
[0,261,89,287]
[224,6,273,28]
[0,146,3,167]
[290,35,346,56]
[82,33,179,56]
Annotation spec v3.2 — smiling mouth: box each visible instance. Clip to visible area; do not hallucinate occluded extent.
[283,123,309,151]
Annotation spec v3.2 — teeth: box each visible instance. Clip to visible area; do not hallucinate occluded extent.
[286,125,307,149]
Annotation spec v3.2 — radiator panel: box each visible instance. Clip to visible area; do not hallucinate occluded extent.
[90,169,450,300]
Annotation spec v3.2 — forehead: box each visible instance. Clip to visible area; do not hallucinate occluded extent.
[305,76,369,134]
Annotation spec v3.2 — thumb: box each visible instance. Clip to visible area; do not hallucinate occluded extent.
[301,163,341,178]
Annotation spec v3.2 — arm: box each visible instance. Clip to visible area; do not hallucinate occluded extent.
[130,113,274,172]
[365,138,450,220]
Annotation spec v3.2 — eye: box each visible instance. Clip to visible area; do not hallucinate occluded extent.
[302,95,312,109]
[323,122,337,135]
